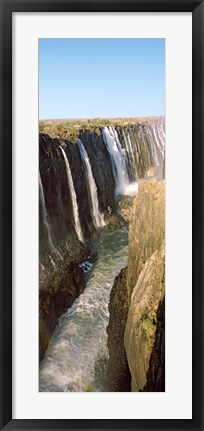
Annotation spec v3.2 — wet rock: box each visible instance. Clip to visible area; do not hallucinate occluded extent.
[39,242,94,362]
[118,195,135,223]
[103,212,127,232]
[39,262,85,362]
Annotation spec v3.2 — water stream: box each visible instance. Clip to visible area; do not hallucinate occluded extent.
[77,138,105,228]
[39,228,128,392]
[60,146,84,242]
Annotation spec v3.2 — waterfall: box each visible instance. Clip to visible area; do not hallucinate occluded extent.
[102,126,137,197]
[127,132,138,179]
[60,146,83,242]
[155,124,165,158]
[146,126,160,166]
[77,139,105,228]
[148,124,165,179]
[121,129,136,180]
[39,172,55,251]
[137,124,165,180]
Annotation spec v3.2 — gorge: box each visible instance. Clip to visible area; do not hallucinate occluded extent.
[39,119,165,391]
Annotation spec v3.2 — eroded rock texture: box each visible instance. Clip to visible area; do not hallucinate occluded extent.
[39,244,91,361]
[105,268,131,391]
[124,244,165,391]
[107,180,165,391]
[39,125,165,368]
[127,180,165,298]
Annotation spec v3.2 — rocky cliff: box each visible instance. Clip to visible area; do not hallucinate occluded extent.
[39,123,165,364]
[39,239,96,361]
[39,124,165,275]
[106,180,165,391]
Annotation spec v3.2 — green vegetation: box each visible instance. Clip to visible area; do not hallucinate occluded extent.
[142,317,156,338]
[39,116,164,143]
[137,308,143,319]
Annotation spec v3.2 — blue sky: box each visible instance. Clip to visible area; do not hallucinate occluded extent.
[39,39,165,120]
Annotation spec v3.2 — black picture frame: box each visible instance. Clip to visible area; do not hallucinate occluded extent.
[0,1,203,430]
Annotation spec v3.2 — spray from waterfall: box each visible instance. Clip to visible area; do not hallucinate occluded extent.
[60,146,83,242]
[77,139,105,228]
[102,126,138,197]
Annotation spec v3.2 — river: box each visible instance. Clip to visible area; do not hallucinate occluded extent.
[39,228,128,392]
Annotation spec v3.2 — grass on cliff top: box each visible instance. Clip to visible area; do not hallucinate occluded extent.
[39,116,165,142]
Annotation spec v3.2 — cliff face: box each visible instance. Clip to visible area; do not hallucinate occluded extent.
[127,181,165,298]
[107,180,165,391]
[143,296,165,391]
[39,240,94,361]
[39,124,165,365]
[124,243,165,391]
[39,262,85,362]
[39,124,165,278]
[105,268,131,391]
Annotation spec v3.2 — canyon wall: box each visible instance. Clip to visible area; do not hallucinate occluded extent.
[39,123,165,362]
[107,180,165,391]
[39,124,165,276]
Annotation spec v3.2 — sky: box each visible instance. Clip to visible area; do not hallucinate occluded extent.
[39,38,165,120]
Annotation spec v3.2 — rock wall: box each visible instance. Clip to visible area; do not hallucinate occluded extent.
[124,243,165,391]
[127,180,165,298]
[106,180,165,391]
[39,241,93,361]
[39,124,165,365]
[105,268,131,391]
[143,297,165,391]
[39,124,165,278]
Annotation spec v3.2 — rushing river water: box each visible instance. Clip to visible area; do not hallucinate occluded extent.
[39,228,128,392]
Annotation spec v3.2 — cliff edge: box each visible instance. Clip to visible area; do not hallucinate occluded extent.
[106,180,165,391]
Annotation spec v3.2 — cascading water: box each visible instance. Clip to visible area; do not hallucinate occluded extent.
[77,138,105,228]
[154,124,165,158]
[136,124,165,180]
[147,125,165,179]
[102,126,138,197]
[39,122,166,390]
[60,146,83,242]
[127,132,138,179]
[39,228,128,392]
[147,126,160,166]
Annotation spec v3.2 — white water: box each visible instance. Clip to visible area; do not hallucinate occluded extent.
[60,147,83,242]
[122,129,137,179]
[77,139,105,228]
[136,124,165,179]
[39,228,128,392]
[127,132,138,179]
[148,124,165,179]
[102,126,138,197]
[155,124,165,158]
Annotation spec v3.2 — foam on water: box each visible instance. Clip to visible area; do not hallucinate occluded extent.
[39,228,128,392]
